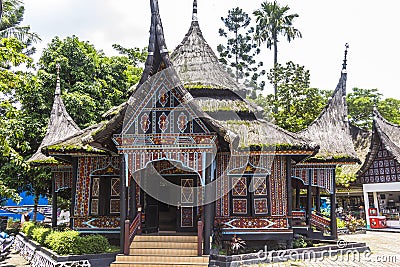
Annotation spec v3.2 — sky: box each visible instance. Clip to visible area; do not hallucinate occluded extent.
[22,0,400,99]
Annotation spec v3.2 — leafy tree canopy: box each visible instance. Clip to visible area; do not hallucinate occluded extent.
[217,7,265,93]
[21,36,145,129]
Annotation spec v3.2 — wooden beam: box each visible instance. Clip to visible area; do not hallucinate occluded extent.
[316,187,321,212]
[51,175,57,228]
[306,169,312,225]
[120,155,127,254]
[330,171,337,239]
[70,158,78,229]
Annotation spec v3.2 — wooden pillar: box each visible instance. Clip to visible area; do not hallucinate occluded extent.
[129,180,136,221]
[70,159,78,229]
[203,155,213,255]
[316,187,321,213]
[120,155,127,253]
[286,157,292,227]
[51,174,57,228]
[295,187,301,210]
[330,170,337,239]
[306,169,312,225]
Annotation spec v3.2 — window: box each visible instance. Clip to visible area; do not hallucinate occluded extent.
[230,175,269,216]
[90,176,120,216]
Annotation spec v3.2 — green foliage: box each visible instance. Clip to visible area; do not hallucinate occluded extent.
[0,0,40,55]
[21,221,35,237]
[112,44,147,67]
[337,218,346,229]
[335,166,357,187]
[293,235,307,248]
[77,235,110,255]
[344,215,366,233]
[347,88,381,129]
[45,230,80,255]
[32,226,52,245]
[254,61,329,132]
[377,98,400,125]
[33,35,143,128]
[217,7,265,92]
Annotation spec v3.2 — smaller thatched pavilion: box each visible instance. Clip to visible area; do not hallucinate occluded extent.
[291,45,360,239]
[358,109,400,228]
[27,64,81,227]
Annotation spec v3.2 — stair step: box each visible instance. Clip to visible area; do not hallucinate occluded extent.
[110,263,208,267]
[134,235,197,243]
[115,255,209,264]
[130,248,197,256]
[130,241,197,249]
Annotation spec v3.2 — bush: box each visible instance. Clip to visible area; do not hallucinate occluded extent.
[293,235,307,248]
[80,235,110,254]
[6,218,20,235]
[45,230,80,255]
[337,218,346,229]
[21,222,36,237]
[32,227,52,245]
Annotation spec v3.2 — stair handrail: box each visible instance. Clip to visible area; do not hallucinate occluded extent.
[124,209,142,255]
[197,220,203,256]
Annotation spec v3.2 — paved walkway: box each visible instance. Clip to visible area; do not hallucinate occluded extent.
[255,232,400,267]
[2,232,399,267]
[0,249,30,267]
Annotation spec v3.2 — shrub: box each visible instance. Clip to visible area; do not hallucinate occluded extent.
[32,227,53,245]
[6,218,20,235]
[80,235,110,254]
[293,235,307,248]
[21,222,36,237]
[337,218,346,229]
[45,230,80,255]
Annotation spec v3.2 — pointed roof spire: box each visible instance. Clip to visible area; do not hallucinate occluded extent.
[192,0,198,21]
[55,63,61,95]
[342,43,349,73]
[170,0,244,91]
[28,65,81,165]
[298,45,358,163]
[137,0,172,88]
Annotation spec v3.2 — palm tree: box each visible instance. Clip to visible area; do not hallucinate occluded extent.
[253,1,302,112]
[0,0,40,43]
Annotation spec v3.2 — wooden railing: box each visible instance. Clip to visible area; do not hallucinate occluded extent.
[311,211,331,232]
[124,210,142,255]
[197,220,203,256]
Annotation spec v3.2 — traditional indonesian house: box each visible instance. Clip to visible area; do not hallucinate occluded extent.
[291,46,360,239]
[38,0,361,261]
[336,124,371,219]
[27,64,81,227]
[358,109,400,229]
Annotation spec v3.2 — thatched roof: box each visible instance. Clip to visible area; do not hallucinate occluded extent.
[340,124,372,179]
[28,68,81,165]
[42,122,106,156]
[42,0,317,160]
[170,0,245,92]
[358,109,400,176]
[298,70,359,163]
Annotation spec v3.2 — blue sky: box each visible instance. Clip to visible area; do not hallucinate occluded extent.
[23,0,400,99]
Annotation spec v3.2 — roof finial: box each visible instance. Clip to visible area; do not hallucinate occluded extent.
[55,63,61,95]
[192,0,198,22]
[342,43,349,73]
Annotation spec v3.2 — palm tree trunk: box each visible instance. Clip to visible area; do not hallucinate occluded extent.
[273,35,278,114]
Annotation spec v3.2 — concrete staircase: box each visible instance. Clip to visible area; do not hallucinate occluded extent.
[110,235,209,267]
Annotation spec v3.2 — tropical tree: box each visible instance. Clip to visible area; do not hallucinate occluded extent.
[217,7,265,93]
[0,0,40,44]
[26,36,144,128]
[264,61,329,132]
[253,0,302,111]
[346,88,382,129]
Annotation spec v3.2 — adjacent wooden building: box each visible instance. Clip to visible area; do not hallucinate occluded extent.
[37,0,360,259]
